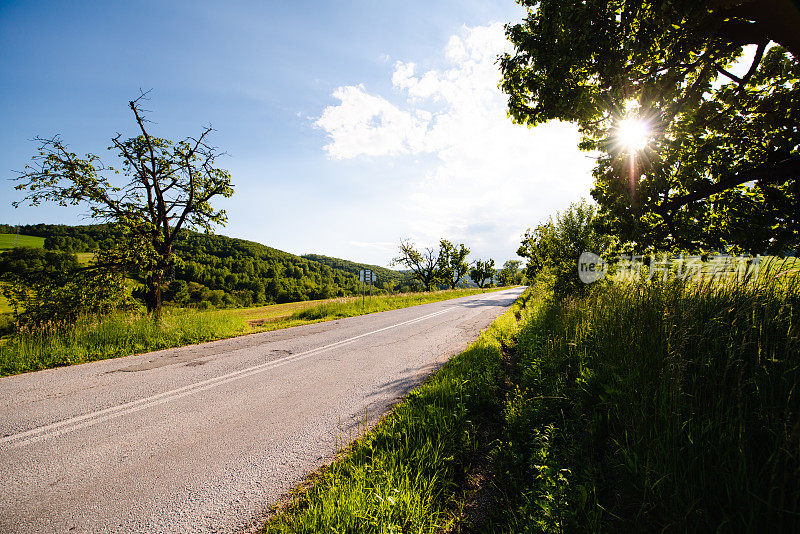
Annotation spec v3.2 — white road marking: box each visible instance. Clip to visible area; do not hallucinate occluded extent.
[1,306,456,448]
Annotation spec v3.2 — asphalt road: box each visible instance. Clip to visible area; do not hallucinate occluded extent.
[0,287,525,533]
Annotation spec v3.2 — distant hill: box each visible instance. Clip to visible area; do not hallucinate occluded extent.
[0,223,398,307]
[0,233,44,251]
[302,254,413,291]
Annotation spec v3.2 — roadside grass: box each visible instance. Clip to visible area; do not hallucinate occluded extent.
[0,287,510,376]
[0,288,11,314]
[226,298,345,325]
[485,274,800,532]
[0,233,44,251]
[262,288,533,533]
[0,309,248,376]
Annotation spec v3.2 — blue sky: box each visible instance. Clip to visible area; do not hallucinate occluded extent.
[0,0,595,267]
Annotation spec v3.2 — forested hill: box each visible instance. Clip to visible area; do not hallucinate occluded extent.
[0,224,408,307]
[301,254,412,289]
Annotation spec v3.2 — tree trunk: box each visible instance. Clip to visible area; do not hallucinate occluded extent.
[146,276,163,321]
[146,246,172,321]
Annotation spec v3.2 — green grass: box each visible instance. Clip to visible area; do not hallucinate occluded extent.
[0,287,511,376]
[0,309,249,375]
[262,288,533,533]
[0,233,44,251]
[485,275,800,532]
[228,297,357,326]
[75,252,95,266]
[0,287,11,314]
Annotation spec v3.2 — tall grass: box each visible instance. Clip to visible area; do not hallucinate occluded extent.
[0,309,247,376]
[488,275,800,532]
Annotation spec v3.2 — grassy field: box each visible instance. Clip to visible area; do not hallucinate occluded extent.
[0,287,510,376]
[228,298,357,326]
[75,252,95,265]
[0,289,10,314]
[0,233,44,251]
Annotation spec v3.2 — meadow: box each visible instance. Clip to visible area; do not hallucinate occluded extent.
[0,287,508,376]
[0,233,44,251]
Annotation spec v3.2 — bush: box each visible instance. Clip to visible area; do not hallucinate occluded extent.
[517,200,611,299]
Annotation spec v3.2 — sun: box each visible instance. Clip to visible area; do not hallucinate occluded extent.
[617,117,651,153]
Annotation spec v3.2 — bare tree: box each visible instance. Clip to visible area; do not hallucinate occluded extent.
[392,239,440,292]
[13,93,234,318]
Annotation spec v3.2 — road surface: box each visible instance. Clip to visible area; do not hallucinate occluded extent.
[0,287,524,533]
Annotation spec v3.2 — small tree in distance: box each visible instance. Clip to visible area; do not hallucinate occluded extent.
[470,258,495,288]
[13,92,235,319]
[437,239,470,289]
[392,239,441,292]
[497,260,523,287]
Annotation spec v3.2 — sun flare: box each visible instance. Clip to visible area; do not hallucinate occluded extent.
[617,117,651,152]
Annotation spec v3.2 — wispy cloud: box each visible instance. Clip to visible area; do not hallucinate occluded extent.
[315,23,596,261]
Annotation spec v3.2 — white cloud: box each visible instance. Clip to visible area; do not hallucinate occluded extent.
[314,84,430,159]
[314,23,596,262]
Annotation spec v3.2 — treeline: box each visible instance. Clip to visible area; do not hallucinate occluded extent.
[393,238,525,290]
[0,223,112,252]
[0,223,526,318]
[302,253,416,292]
[0,224,409,309]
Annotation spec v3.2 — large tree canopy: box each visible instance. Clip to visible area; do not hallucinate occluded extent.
[502,0,800,253]
[437,239,470,289]
[14,94,235,316]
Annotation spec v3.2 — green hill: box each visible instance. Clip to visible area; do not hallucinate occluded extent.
[302,253,414,291]
[0,233,44,251]
[0,223,397,308]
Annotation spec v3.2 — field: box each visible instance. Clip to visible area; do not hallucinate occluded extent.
[0,233,44,251]
[0,289,10,314]
[0,286,511,376]
[75,252,95,265]
[228,298,357,327]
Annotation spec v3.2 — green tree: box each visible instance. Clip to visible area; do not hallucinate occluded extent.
[392,239,440,291]
[437,239,470,289]
[497,260,523,287]
[13,94,234,318]
[517,222,555,281]
[470,258,495,288]
[0,247,128,325]
[517,201,611,298]
[502,0,800,253]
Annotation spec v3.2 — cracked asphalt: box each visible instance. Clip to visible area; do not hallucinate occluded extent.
[0,287,524,533]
